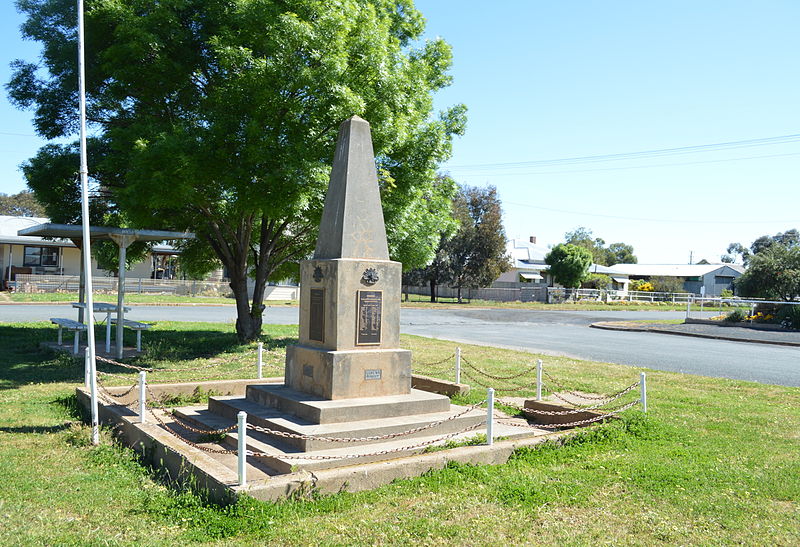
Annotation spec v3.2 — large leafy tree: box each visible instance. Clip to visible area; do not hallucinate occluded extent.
[0,190,46,217]
[564,227,637,265]
[445,185,510,302]
[8,0,465,341]
[545,243,592,289]
[732,229,800,300]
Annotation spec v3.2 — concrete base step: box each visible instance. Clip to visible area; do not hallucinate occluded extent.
[245,384,451,424]
[208,395,486,451]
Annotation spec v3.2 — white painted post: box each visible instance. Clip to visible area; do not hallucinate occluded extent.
[455,347,462,384]
[686,295,692,320]
[105,311,112,354]
[89,357,99,445]
[139,371,146,424]
[73,330,80,355]
[57,326,63,346]
[237,411,247,486]
[136,330,142,353]
[84,347,90,389]
[640,372,647,413]
[257,342,263,380]
[536,359,543,401]
[486,388,495,446]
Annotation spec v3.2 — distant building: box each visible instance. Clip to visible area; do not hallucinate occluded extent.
[609,263,745,296]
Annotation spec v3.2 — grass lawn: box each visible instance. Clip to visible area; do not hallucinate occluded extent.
[5,290,718,313]
[0,321,798,545]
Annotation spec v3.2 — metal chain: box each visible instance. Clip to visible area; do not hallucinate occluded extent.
[147,405,239,454]
[169,412,239,435]
[461,369,534,393]
[497,393,634,415]
[250,422,486,461]
[542,370,624,401]
[95,375,138,399]
[461,356,536,381]
[544,380,641,408]
[497,399,640,430]
[246,400,487,443]
[412,353,455,369]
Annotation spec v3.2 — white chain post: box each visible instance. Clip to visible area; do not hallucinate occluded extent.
[257,342,263,380]
[84,347,90,389]
[486,388,495,446]
[536,359,543,401]
[238,411,247,486]
[455,347,462,384]
[640,372,647,413]
[686,294,691,320]
[139,371,147,424]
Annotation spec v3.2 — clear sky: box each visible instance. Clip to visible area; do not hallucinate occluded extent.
[2,1,799,264]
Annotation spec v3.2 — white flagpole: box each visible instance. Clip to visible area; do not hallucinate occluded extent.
[77,0,99,445]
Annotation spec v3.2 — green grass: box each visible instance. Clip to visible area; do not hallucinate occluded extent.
[0,320,798,545]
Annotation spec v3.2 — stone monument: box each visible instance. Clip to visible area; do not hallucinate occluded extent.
[284,115,411,399]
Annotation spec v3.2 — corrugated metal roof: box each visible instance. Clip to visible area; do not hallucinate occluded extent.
[609,263,744,277]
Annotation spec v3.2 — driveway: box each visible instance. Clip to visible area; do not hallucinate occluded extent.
[3,304,798,387]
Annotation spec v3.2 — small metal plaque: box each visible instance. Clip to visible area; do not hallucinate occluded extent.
[309,288,324,342]
[357,290,382,345]
[364,369,382,380]
[303,364,314,377]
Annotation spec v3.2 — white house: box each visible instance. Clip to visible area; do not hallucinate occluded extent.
[609,263,745,296]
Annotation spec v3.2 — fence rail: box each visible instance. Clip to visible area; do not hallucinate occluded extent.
[404,285,697,304]
[9,273,298,299]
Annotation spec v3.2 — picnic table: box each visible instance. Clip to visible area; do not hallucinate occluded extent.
[72,302,132,354]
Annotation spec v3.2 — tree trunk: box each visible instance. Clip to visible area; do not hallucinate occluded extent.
[430,278,437,303]
[457,285,462,303]
[229,273,261,342]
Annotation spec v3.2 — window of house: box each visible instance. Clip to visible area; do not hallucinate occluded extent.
[23,246,59,268]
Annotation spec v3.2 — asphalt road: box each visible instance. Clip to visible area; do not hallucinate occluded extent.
[3,304,798,386]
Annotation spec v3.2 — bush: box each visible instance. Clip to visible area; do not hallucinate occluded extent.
[581,273,611,290]
[777,305,800,330]
[650,276,685,293]
[723,309,747,322]
[720,289,734,298]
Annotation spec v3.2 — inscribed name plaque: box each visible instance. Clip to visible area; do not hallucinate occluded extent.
[364,369,382,380]
[357,290,382,345]
[309,288,325,342]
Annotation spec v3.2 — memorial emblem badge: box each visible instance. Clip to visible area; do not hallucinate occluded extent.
[361,267,379,285]
[313,266,324,282]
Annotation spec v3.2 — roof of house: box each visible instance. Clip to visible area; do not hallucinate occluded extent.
[506,238,550,268]
[0,215,75,247]
[609,263,745,277]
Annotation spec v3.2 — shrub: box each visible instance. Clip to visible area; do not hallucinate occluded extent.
[720,289,734,298]
[777,305,800,330]
[723,309,747,323]
[581,273,611,290]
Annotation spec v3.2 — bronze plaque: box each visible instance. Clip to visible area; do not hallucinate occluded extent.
[309,288,325,342]
[357,290,382,345]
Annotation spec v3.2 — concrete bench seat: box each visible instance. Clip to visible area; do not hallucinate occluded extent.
[50,317,87,354]
[109,318,152,352]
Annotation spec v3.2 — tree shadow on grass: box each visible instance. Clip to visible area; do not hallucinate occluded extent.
[0,324,296,389]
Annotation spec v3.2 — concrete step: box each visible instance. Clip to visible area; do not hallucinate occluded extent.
[208,395,486,451]
[245,384,452,424]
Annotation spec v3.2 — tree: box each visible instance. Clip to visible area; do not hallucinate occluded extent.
[563,227,637,265]
[650,275,685,293]
[581,273,610,290]
[545,244,592,290]
[726,229,799,266]
[735,244,800,301]
[0,190,46,217]
[604,242,637,265]
[446,185,511,302]
[10,0,466,341]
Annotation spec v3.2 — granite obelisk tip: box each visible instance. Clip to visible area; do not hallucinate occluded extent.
[313,116,390,260]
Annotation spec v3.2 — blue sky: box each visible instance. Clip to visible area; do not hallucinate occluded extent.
[2,1,799,264]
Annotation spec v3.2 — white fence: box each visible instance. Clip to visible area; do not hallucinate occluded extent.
[9,274,299,300]
[404,285,696,304]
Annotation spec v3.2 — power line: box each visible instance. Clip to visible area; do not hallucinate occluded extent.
[448,151,800,177]
[446,133,800,171]
[504,201,798,225]
[0,131,39,137]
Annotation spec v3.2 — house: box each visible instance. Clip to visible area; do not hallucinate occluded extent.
[0,215,180,286]
[494,237,552,286]
[609,263,745,296]
[495,237,631,291]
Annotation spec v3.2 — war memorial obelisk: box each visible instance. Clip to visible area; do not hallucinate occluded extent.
[285,115,412,399]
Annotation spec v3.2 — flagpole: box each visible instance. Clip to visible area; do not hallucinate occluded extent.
[77,0,99,445]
